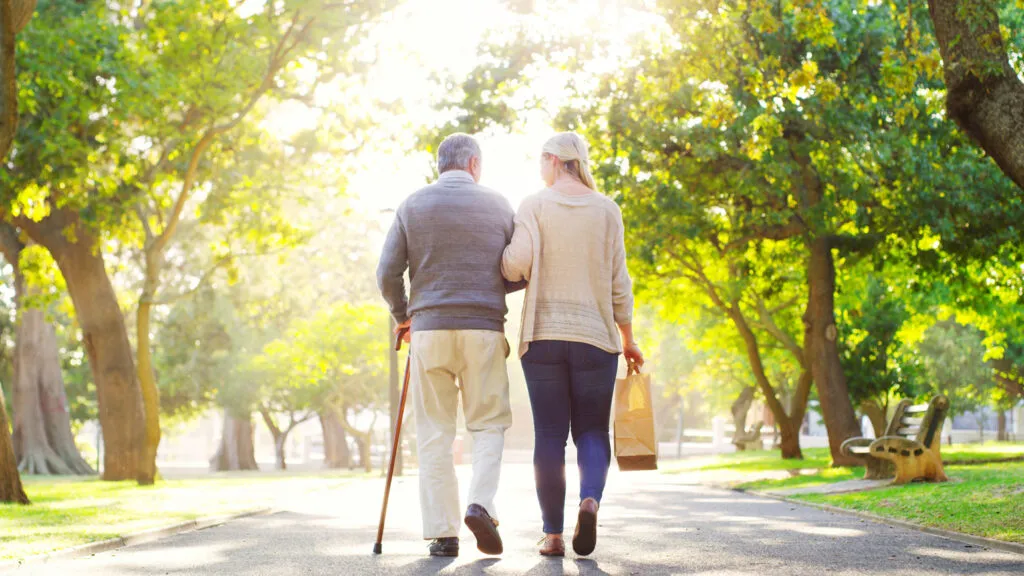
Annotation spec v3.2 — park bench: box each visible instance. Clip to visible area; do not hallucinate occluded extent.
[732,420,763,451]
[840,395,950,484]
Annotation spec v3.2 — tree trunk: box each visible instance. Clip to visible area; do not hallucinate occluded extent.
[13,308,95,475]
[273,436,286,470]
[337,407,374,472]
[0,223,92,475]
[0,0,17,161]
[0,386,28,503]
[0,0,36,504]
[728,308,805,459]
[319,411,350,469]
[259,408,288,471]
[355,433,370,472]
[997,410,1008,442]
[861,400,887,438]
[926,0,1024,192]
[14,209,146,481]
[777,417,802,459]
[135,249,163,485]
[209,411,258,472]
[0,0,35,160]
[730,387,755,443]
[805,237,862,466]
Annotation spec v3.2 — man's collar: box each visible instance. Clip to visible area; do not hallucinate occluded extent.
[438,170,475,184]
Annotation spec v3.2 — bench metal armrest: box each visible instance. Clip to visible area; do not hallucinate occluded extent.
[840,437,872,457]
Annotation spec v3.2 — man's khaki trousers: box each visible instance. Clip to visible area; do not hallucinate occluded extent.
[410,330,512,539]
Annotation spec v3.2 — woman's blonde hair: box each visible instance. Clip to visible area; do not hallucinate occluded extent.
[542,132,597,190]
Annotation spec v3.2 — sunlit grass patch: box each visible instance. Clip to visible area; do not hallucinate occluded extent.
[738,466,863,492]
[796,463,1024,544]
[0,471,366,561]
[661,448,832,474]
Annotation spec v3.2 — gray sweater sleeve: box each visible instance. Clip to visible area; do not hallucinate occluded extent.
[376,207,410,324]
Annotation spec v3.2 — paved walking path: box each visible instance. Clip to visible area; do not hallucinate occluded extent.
[7,464,1023,575]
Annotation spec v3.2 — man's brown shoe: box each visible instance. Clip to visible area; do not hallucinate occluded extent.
[572,497,599,556]
[464,504,503,555]
[428,537,459,557]
[538,534,565,557]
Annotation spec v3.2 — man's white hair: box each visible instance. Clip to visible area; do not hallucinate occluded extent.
[437,133,482,173]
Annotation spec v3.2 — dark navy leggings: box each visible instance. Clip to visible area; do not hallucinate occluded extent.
[521,340,619,535]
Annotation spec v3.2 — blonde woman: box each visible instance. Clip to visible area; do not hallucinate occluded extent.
[502,132,644,557]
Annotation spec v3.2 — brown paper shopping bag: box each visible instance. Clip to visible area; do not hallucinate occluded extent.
[613,362,658,471]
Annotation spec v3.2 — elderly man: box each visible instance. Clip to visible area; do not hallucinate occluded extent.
[377,133,519,557]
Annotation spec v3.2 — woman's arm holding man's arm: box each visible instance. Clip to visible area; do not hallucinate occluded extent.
[501,197,536,284]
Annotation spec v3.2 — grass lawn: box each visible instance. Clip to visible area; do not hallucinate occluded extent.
[0,471,366,561]
[796,463,1024,544]
[682,444,1024,545]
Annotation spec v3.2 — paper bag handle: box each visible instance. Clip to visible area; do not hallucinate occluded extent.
[627,359,641,376]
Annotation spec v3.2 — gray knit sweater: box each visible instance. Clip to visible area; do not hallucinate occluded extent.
[377,170,520,332]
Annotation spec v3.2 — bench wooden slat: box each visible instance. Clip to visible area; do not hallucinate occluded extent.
[848,446,871,455]
[900,416,923,426]
[896,426,921,436]
[904,405,929,414]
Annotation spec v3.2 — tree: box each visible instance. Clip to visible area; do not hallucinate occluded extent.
[992,341,1023,440]
[252,302,388,472]
[0,224,93,474]
[209,409,259,472]
[120,0,389,484]
[0,368,24,503]
[638,239,814,458]
[320,409,351,469]
[0,0,35,504]
[918,320,997,440]
[3,0,147,482]
[925,0,1024,191]
[560,0,1024,463]
[153,277,260,472]
[838,274,922,436]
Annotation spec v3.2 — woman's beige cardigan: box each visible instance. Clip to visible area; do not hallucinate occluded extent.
[501,188,634,358]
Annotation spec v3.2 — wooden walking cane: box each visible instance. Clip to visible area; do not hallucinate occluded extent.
[373,326,411,555]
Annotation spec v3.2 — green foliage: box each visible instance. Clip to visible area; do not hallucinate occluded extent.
[435,0,1024,426]
[251,302,389,418]
[153,286,236,422]
[918,321,996,416]
[838,275,922,406]
[4,0,139,230]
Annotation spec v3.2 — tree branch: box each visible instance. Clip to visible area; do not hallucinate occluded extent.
[753,295,805,366]
[150,12,317,257]
[0,220,22,267]
[723,215,807,252]
[926,0,1024,191]
[135,204,155,243]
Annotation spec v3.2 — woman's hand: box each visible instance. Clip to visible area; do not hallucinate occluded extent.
[623,342,644,370]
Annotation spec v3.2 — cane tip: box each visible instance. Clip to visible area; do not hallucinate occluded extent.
[373,543,383,555]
